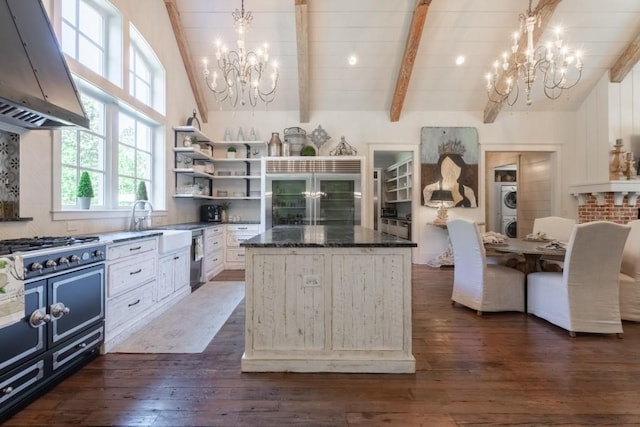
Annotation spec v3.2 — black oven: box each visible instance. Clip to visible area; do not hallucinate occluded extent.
[0,238,105,421]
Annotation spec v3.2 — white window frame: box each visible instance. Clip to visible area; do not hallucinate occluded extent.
[50,0,166,221]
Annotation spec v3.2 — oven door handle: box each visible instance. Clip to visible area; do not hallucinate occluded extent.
[50,302,71,319]
[29,309,51,328]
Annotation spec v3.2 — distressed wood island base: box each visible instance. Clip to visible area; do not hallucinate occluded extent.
[241,226,417,373]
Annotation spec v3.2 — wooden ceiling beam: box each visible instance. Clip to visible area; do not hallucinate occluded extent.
[164,0,208,123]
[610,28,640,83]
[483,0,562,124]
[390,0,431,123]
[295,0,310,123]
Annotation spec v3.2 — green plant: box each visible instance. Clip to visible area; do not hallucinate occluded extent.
[220,201,230,211]
[301,145,316,156]
[227,146,237,153]
[77,172,94,198]
[136,181,149,201]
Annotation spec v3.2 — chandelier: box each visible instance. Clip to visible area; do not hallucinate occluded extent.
[485,0,583,106]
[203,0,279,109]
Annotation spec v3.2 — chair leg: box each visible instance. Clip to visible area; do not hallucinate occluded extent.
[569,331,576,337]
[617,333,624,339]
[451,300,455,306]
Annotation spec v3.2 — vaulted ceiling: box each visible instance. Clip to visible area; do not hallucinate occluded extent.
[165,0,640,124]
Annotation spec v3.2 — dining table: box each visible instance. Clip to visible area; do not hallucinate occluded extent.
[486,238,567,312]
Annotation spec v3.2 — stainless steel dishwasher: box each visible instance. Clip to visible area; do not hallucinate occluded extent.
[190,228,204,291]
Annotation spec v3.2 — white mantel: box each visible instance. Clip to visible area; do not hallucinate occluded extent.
[569,181,640,206]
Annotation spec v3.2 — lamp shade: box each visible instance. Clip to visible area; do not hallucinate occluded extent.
[430,190,453,203]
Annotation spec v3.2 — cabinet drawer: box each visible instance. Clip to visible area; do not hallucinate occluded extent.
[106,281,155,332]
[225,248,246,263]
[226,232,256,247]
[108,255,157,297]
[227,224,259,233]
[205,225,224,240]
[108,238,157,261]
[209,247,224,266]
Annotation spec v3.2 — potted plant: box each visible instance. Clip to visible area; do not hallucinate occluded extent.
[77,171,94,209]
[227,146,237,159]
[136,181,149,201]
[220,201,230,223]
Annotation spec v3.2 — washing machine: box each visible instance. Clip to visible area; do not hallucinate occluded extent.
[501,215,518,238]
[500,184,517,216]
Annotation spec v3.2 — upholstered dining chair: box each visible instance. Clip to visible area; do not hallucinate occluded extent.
[532,216,576,271]
[532,216,576,242]
[447,218,525,315]
[619,219,640,322]
[527,221,630,337]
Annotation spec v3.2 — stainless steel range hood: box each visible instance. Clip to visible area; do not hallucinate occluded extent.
[0,0,89,130]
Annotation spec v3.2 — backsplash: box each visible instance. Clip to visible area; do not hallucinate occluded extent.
[0,130,20,219]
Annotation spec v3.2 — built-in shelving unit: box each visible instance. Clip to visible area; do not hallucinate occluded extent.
[384,158,413,203]
[172,126,266,200]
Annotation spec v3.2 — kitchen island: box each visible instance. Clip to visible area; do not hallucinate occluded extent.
[240,226,417,373]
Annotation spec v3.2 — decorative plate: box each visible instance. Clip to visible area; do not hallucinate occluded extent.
[310,125,331,149]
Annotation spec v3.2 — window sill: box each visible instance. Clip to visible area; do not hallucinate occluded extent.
[52,209,167,221]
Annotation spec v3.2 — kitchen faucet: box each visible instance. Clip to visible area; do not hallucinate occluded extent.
[129,200,154,231]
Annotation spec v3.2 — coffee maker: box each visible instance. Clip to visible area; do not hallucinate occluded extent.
[200,204,222,222]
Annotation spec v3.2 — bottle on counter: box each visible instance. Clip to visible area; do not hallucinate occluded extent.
[268,132,282,157]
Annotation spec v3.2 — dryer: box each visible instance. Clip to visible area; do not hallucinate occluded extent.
[500,184,517,216]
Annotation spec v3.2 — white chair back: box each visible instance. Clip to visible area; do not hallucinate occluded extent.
[528,220,630,334]
[621,219,640,280]
[620,219,640,321]
[447,218,525,313]
[532,216,576,242]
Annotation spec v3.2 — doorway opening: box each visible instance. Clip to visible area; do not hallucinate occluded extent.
[485,150,557,238]
[372,149,414,238]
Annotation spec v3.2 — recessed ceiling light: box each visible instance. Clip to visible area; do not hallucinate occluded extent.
[348,55,358,66]
[455,55,465,66]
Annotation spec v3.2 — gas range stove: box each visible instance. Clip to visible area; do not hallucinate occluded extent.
[0,235,106,280]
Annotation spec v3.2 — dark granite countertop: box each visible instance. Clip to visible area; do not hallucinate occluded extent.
[241,226,417,248]
[97,221,260,244]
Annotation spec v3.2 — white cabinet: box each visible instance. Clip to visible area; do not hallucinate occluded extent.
[203,225,225,280]
[225,224,260,270]
[104,237,158,351]
[380,218,411,239]
[103,234,191,353]
[384,158,413,203]
[157,248,189,302]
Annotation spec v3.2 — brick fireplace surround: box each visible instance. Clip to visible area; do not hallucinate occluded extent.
[571,182,640,224]
[577,193,638,224]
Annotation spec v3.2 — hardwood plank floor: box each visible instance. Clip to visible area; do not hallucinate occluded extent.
[4,266,640,426]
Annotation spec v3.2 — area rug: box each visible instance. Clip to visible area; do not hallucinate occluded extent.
[112,281,244,354]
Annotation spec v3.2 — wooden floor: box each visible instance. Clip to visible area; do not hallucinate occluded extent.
[5,266,640,426]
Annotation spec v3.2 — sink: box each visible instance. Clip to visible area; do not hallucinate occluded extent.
[157,230,191,254]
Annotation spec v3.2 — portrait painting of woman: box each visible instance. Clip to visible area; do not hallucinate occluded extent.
[420,127,479,208]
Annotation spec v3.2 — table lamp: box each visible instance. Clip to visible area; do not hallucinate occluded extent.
[430,190,454,226]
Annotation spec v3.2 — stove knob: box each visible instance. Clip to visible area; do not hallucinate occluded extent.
[1,386,13,396]
[93,249,105,258]
[58,256,70,266]
[70,254,80,263]
[30,262,43,272]
[51,302,71,318]
[29,309,51,327]
[45,259,57,268]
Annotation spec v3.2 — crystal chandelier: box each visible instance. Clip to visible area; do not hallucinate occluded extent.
[203,0,279,109]
[485,0,583,106]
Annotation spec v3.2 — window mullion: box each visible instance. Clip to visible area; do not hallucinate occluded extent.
[105,102,119,209]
